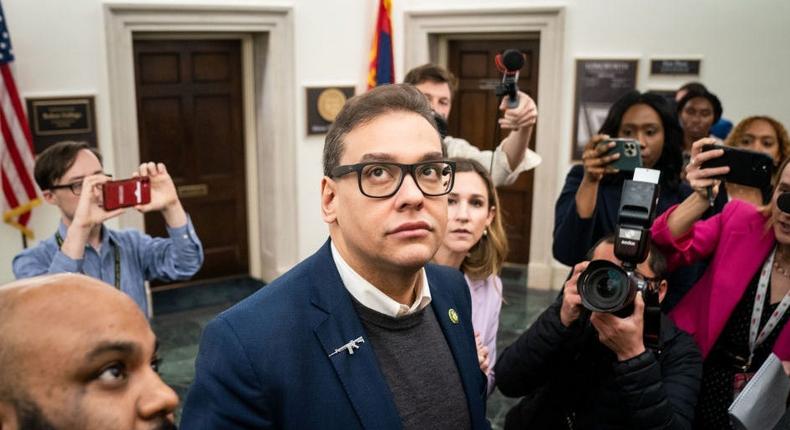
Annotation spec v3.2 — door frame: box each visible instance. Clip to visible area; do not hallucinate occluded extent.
[404,6,567,290]
[104,3,297,282]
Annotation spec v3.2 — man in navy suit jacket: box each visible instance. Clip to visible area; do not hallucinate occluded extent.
[181,84,489,429]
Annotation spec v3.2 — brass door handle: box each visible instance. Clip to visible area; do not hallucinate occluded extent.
[176,184,208,198]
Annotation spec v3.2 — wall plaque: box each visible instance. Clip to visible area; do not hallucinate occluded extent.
[306,86,356,135]
[26,96,97,154]
[650,59,701,76]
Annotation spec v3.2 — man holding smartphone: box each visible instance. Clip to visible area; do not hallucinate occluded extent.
[12,140,204,315]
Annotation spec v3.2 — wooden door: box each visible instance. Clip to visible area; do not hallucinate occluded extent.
[133,39,249,284]
[447,38,539,265]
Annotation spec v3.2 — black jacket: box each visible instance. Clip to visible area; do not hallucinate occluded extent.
[495,298,702,430]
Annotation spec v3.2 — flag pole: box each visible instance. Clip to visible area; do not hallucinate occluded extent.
[21,231,28,249]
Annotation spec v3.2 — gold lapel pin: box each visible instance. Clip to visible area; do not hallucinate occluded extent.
[448,308,459,324]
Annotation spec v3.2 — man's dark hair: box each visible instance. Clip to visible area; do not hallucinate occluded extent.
[403,64,458,94]
[587,234,668,281]
[676,89,723,124]
[323,84,440,177]
[34,141,102,190]
[598,90,684,192]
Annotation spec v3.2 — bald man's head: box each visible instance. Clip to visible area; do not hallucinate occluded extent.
[0,274,178,430]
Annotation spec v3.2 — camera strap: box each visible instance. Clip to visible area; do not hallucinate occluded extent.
[643,288,662,351]
[748,247,790,367]
[55,231,121,290]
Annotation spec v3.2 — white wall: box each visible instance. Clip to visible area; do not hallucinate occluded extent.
[2,0,789,284]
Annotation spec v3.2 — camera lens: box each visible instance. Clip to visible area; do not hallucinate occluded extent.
[593,270,624,298]
[578,260,635,313]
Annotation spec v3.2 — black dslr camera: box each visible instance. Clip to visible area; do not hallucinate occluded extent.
[578,176,658,315]
[577,171,663,347]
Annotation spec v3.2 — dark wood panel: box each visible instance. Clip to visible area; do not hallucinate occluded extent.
[139,97,188,179]
[139,53,180,84]
[194,95,235,175]
[192,53,231,82]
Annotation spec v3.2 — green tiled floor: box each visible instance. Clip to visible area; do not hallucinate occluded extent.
[152,272,557,427]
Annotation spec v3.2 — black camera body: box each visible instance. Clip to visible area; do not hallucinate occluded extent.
[578,175,663,348]
[578,178,658,314]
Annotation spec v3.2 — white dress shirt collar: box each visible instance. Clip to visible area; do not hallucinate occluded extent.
[330,241,432,318]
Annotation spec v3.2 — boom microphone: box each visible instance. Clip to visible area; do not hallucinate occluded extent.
[494,49,525,108]
[495,49,525,74]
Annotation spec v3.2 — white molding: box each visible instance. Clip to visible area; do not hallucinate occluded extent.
[404,6,566,291]
[103,2,298,282]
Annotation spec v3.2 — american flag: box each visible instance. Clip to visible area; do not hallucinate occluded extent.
[0,1,39,239]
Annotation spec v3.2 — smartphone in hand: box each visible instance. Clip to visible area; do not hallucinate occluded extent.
[700,144,773,190]
[597,138,642,171]
[102,177,151,211]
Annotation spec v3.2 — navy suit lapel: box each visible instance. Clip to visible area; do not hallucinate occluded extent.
[426,266,486,427]
[308,241,401,429]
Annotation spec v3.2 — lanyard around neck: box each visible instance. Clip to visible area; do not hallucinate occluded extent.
[749,247,790,362]
[55,231,121,290]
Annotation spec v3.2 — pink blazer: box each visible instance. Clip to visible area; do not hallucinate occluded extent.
[651,199,790,360]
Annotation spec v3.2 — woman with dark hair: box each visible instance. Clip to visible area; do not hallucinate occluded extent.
[553,90,687,266]
[434,158,509,394]
[677,88,723,154]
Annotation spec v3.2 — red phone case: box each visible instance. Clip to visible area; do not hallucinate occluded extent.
[102,177,151,210]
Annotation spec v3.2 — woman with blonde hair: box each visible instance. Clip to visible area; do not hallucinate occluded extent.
[433,157,509,394]
[721,115,790,206]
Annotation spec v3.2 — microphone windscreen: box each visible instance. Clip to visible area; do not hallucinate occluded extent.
[778,192,790,214]
[501,49,525,71]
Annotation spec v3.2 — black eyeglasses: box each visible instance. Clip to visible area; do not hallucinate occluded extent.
[331,161,456,198]
[49,174,112,196]
[632,271,661,291]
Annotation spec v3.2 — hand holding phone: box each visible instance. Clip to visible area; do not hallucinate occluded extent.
[102,177,151,211]
[596,138,643,171]
[699,144,773,190]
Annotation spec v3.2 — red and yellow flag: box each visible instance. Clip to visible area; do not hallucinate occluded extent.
[367,0,394,89]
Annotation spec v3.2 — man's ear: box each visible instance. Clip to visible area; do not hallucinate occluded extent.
[657,279,668,303]
[41,190,56,205]
[0,400,20,430]
[320,177,338,224]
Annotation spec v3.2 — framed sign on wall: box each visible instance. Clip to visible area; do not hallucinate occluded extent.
[25,96,97,154]
[571,59,638,160]
[650,58,701,76]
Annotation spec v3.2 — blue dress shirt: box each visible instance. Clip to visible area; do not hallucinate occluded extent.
[12,218,204,314]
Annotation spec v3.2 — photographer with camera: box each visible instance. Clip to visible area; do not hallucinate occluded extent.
[651,139,790,429]
[404,63,540,187]
[495,235,702,429]
[12,141,204,315]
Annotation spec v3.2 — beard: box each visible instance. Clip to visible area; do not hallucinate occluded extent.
[15,399,58,430]
[14,398,178,430]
